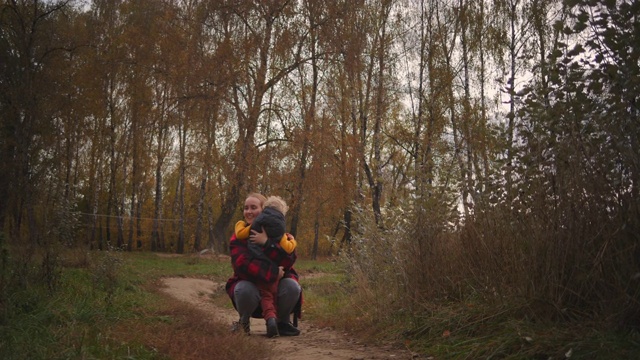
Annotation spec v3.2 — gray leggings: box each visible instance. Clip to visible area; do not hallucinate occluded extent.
[234,278,301,323]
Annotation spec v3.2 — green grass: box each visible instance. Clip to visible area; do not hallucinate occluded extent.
[0,250,262,360]
[295,257,345,274]
[1,266,155,359]
[121,251,231,280]
[291,256,352,324]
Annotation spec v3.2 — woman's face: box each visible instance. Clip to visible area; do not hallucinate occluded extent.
[243,196,262,225]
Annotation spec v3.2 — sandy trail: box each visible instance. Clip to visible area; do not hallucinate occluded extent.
[160,276,417,360]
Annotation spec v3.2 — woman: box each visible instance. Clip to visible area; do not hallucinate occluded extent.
[225,193,302,336]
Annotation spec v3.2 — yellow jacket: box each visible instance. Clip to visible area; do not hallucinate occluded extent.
[234,220,297,254]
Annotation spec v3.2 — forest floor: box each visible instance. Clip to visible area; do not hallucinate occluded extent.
[160,275,421,360]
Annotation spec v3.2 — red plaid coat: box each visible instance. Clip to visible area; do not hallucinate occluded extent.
[225,233,302,320]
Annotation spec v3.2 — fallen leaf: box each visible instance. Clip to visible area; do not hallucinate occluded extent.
[442,329,451,338]
[565,348,573,358]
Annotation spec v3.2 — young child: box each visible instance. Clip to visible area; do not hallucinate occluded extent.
[234,195,296,337]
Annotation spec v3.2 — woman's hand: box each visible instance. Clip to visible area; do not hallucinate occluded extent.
[249,227,268,246]
[278,266,285,280]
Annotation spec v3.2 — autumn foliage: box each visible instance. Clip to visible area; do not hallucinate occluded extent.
[0,0,638,337]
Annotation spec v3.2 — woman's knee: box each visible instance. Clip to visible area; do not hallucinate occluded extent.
[276,278,301,322]
[278,278,301,299]
[234,280,260,305]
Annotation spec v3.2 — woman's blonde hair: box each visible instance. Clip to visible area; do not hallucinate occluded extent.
[246,193,267,207]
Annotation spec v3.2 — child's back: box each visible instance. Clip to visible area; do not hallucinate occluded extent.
[251,206,286,240]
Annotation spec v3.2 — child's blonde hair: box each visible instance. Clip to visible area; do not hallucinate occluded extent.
[264,196,288,215]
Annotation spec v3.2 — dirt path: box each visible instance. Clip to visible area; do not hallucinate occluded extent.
[160,277,418,360]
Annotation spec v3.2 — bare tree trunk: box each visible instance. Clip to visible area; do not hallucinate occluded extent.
[194,169,207,252]
[339,208,352,255]
[207,204,216,251]
[505,0,519,201]
[413,0,438,203]
[151,155,163,252]
[413,0,427,201]
[478,0,490,197]
[312,217,319,260]
[128,107,139,252]
[177,114,186,254]
[454,0,472,218]
[369,0,394,226]
[89,129,102,249]
[136,193,142,249]
[118,119,131,251]
[289,0,320,237]
[106,78,117,249]
[152,89,168,252]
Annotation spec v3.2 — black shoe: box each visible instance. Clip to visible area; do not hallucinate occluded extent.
[266,318,279,338]
[232,320,250,335]
[277,321,300,336]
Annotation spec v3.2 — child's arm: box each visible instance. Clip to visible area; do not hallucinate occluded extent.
[235,220,251,240]
[278,233,297,254]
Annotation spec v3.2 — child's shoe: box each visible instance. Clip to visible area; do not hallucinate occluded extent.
[266,317,279,338]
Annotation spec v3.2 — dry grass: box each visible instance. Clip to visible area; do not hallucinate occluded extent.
[325,200,640,359]
[109,287,270,360]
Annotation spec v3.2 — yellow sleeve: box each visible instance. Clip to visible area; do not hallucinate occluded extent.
[235,220,250,240]
[279,234,297,254]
